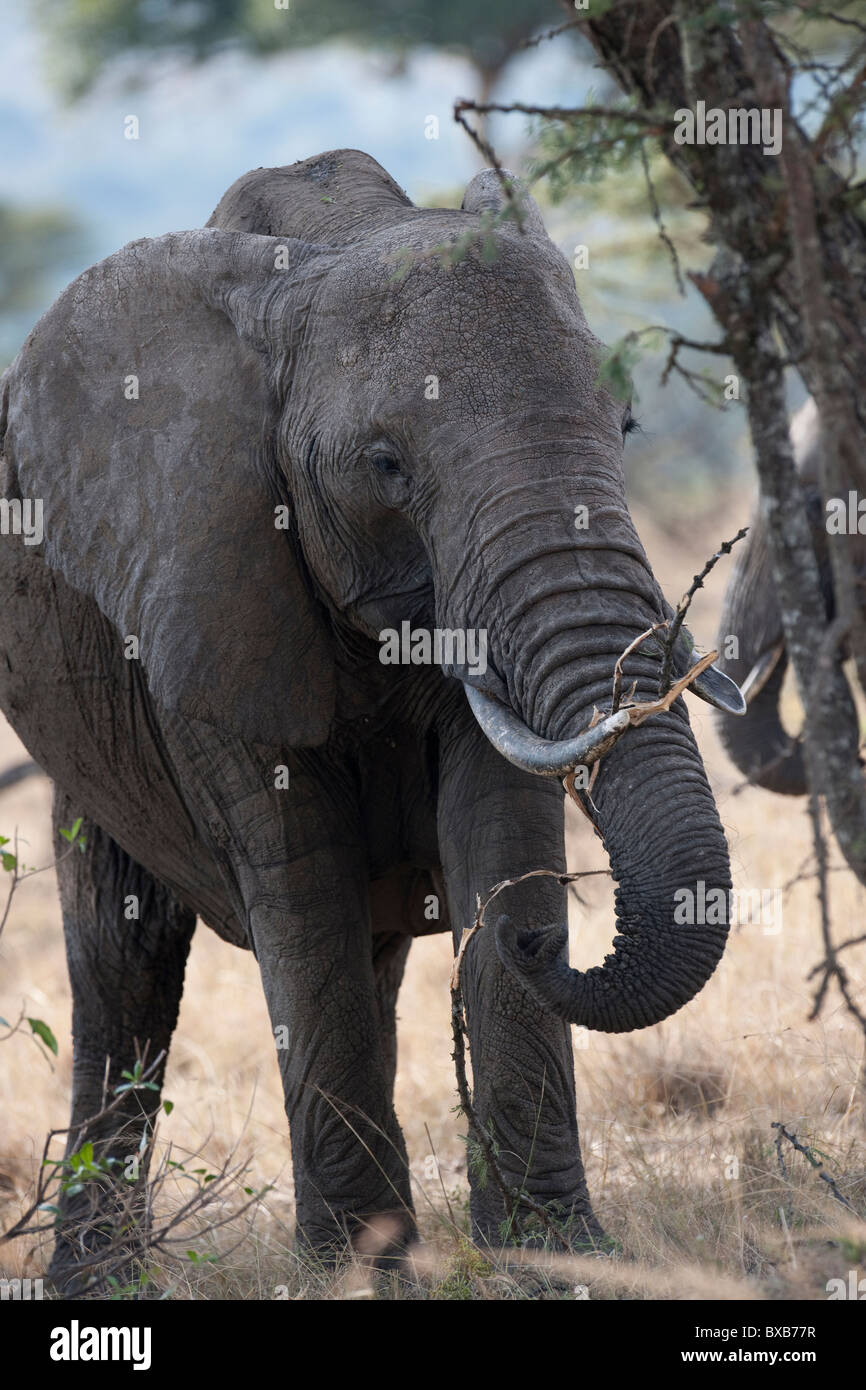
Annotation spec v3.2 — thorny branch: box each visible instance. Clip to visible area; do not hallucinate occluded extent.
[806,793,866,1035]
[612,622,668,714]
[772,1120,859,1214]
[452,101,524,227]
[658,527,749,697]
[0,826,84,941]
[1,1048,265,1295]
[450,867,610,1244]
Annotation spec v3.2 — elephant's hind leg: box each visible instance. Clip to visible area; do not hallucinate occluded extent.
[48,787,196,1296]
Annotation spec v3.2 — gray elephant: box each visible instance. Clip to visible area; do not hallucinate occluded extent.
[0,149,743,1288]
[715,400,835,793]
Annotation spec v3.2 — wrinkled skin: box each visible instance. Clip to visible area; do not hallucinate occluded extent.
[715,400,835,794]
[0,150,736,1287]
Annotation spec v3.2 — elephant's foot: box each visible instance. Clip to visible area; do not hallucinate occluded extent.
[295,1207,419,1286]
[48,1180,151,1299]
[49,1230,148,1300]
[468,1194,609,1300]
[470,1190,606,1255]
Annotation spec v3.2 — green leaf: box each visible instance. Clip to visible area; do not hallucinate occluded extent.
[78,1141,94,1166]
[59,817,83,843]
[28,1017,58,1054]
[2,851,17,872]
[163,1099,174,1115]
[0,835,9,846]
[0,1016,9,1028]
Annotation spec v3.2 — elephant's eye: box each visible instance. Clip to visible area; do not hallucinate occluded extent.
[371,454,404,477]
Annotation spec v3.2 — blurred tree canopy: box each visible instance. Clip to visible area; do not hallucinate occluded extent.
[0,203,84,365]
[37,0,563,100]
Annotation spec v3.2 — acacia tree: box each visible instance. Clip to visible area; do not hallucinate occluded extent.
[461,1,866,883]
[590,3,866,898]
[37,0,563,105]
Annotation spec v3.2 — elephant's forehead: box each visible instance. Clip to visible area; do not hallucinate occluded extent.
[318,222,603,401]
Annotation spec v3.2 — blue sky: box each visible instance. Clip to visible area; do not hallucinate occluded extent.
[0,3,582,266]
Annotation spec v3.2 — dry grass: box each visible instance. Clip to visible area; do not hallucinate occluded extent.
[1,506,865,1300]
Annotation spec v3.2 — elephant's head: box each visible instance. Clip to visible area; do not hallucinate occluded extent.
[6,149,744,1033]
[715,399,831,795]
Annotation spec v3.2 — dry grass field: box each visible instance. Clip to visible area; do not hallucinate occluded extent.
[1,504,865,1301]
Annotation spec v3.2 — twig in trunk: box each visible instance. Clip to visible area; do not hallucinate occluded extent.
[657,528,749,697]
[450,867,613,1243]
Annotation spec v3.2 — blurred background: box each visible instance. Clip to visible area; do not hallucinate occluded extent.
[0,0,780,524]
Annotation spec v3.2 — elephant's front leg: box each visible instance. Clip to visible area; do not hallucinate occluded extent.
[234,781,414,1263]
[437,710,602,1249]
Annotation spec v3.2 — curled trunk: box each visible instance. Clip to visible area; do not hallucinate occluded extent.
[453,500,733,1033]
[470,694,731,1032]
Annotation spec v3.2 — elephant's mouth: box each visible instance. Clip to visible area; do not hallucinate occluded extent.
[462,653,745,778]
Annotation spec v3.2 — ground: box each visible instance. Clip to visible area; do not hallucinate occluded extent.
[1,504,864,1300]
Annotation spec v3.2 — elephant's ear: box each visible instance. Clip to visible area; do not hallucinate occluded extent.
[208,149,416,245]
[461,168,549,237]
[4,229,337,747]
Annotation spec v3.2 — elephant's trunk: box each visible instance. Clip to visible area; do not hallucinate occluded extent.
[469,694,731,1032]
[717,650,807,794]
[447,488,732,1033]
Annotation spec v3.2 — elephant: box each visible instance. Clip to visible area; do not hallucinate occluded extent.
[715,400,835,794]
[0,149,745,1288]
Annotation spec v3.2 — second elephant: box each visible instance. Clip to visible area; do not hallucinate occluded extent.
[715,400,836,793]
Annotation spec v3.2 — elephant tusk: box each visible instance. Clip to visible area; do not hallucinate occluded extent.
[739,641,785,705]
[689,658,747,716]
[463,683,631,777]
